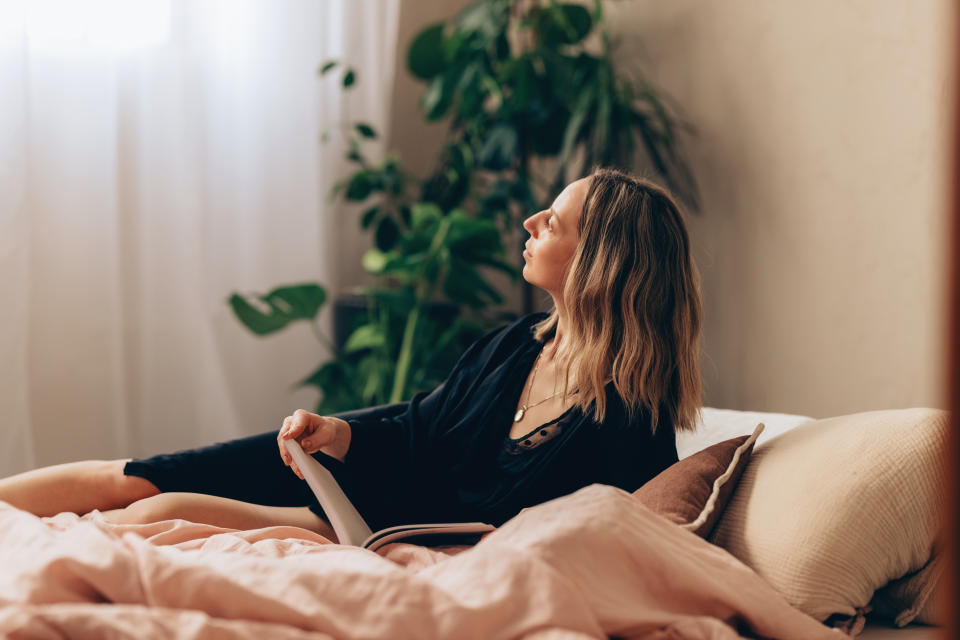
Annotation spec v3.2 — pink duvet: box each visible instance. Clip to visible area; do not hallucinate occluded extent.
[0,484,845,639]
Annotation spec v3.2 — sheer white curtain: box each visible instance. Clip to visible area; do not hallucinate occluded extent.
[0,0,399,475]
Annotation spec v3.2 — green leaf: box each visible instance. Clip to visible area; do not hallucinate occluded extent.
[558,3,593,43]
[407,23,446,80]
[559,85,594,169]
[319,60,337,75]
[411,202,443,230]
[446,216,502,253]
[455,261,504,304]
[375,216,400,251]
[298,359,366,415]
[594,68,611,158]
[344,324,386,353]
[512,57,536,108]
[360,287,416,314]
[455,1,499,36]
[360,205,379,229]
[228,283,326,336]
[494,31,510,60]
[359,353,388,402]
[345,172,373,201]
[442,270,485,308]
[398,204,412,227]
[362,249,388,274]
[449,141,474,174]
[297,360,335,389]
[343,69,356,88]
[535,4,592,46]
[477,123,518,170]
[422,72,455,121]
[453,63,481,108]
[355,122,377,139]
[421,76,443,115]
[529,106,568,155]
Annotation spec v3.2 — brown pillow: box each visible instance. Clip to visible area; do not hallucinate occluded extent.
[634,423,764,538]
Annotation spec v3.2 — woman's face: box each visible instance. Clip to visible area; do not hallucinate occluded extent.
[521,176,591,297]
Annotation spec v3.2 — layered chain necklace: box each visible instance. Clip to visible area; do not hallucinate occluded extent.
[513,348,565,423]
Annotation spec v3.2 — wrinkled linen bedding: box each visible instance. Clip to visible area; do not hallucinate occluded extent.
[0,484,844,640]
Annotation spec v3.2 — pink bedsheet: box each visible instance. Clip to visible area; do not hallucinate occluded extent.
[0,483,845,640]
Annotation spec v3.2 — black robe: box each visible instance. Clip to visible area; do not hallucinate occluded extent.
[321,312,679,531]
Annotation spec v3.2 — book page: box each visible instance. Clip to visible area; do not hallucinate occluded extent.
[364,523,495,552]
[283,439,372,546]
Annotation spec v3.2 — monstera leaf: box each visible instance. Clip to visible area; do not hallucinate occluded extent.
[228,284,326,336]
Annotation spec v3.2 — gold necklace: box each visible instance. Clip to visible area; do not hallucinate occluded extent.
[514,348,563,422]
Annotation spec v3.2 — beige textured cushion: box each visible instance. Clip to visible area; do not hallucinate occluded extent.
[870,539,948,626]
[708,408,948,626]
[635,423,764,538]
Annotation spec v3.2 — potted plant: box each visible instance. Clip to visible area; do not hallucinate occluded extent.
[229,0,698,413]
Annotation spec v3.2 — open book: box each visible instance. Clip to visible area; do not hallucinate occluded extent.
[283,439,495,551]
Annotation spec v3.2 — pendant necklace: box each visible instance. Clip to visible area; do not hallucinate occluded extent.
[514,348,563,422]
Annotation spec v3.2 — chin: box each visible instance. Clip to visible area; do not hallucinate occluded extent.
[521,265,535,286]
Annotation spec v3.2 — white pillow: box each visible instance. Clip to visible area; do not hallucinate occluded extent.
[677,407,813,459]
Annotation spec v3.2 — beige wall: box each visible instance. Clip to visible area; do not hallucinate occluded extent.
[605,1,954,417]
[375,0,955,418]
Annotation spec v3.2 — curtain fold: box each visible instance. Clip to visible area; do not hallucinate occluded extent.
[0,0,399,475]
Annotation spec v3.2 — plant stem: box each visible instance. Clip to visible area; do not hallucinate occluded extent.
[389,217,452,402]
[390,304,420,403]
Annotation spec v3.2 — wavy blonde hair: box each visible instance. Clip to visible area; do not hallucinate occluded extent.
[533,167,702,433]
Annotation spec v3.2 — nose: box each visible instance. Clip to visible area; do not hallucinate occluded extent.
[522,212,539,235]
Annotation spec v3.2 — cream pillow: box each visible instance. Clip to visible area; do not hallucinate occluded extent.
[708,408,948,628]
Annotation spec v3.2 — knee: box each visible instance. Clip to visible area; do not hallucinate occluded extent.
[102,493,179,525]
[102,459,161,509]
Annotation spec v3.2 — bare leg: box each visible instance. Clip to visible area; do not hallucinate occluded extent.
[101,492,338,542]
[0,459,160,517]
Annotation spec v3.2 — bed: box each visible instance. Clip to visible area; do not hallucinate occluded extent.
[0,406,947,639]
[859,621,941,639]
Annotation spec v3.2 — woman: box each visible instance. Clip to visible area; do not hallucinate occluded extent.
[0,167,701,540]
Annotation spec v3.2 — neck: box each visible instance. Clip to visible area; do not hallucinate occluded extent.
[545,295,570,363]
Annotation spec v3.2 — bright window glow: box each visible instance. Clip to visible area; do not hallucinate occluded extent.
[21,0,171,53]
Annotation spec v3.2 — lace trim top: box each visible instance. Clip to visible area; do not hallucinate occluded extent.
[503,407,574,454]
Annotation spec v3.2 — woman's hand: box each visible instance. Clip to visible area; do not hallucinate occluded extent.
[277,409,352,479]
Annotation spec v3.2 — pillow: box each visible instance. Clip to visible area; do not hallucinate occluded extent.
[678,407,812,459]
[870,545,947,626]
[635,422,764,538]
[707,408,948,630]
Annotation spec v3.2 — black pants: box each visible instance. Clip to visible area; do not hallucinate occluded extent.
[122,402,408,521]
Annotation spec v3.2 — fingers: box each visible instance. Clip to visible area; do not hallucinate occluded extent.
[277,409,330,480]
[277,417,293,465]
[280,409,317,440]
